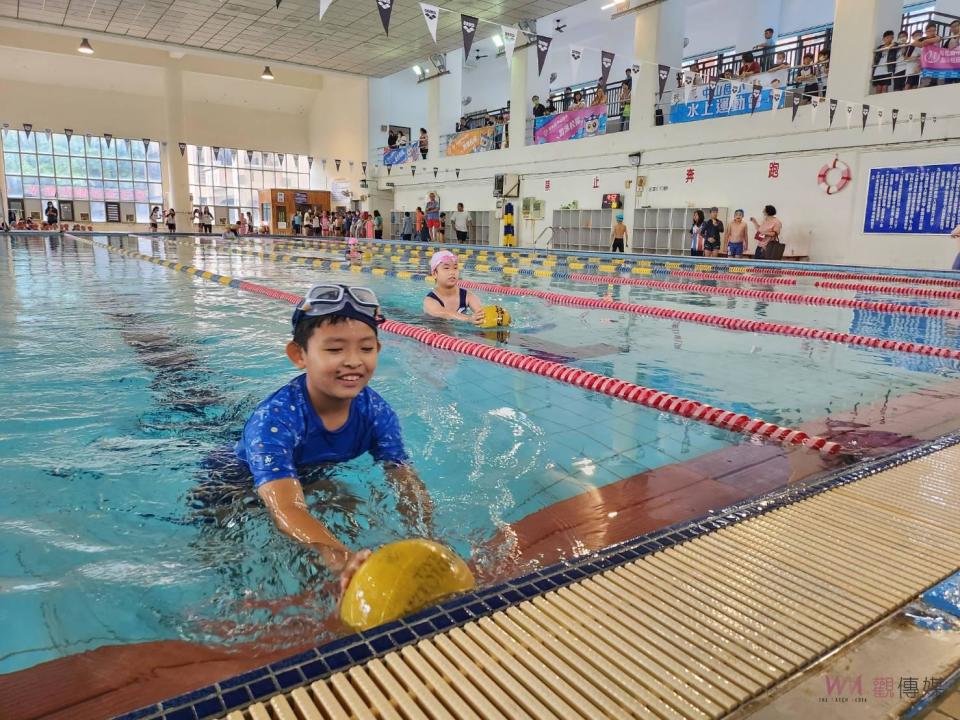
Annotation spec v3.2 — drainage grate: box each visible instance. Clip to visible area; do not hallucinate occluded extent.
[220,445,960,720]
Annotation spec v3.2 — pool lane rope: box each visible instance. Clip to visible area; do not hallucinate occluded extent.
[813,279,960,301]
[736,266,960,288]
[78,235,843,455]
[223,245,960,332]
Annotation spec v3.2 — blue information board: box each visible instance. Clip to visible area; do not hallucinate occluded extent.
[864,163,960,234]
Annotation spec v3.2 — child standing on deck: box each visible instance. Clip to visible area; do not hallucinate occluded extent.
[236,285,434,592]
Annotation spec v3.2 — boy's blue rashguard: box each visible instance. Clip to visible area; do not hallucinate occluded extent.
[236,374,409,488]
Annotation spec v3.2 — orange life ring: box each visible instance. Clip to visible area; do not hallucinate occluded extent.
[818,158,851,195]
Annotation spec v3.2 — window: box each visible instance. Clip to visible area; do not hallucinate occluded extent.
[1,131,163,215]
[187,145,310,226]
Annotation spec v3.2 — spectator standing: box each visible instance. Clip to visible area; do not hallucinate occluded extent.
[610,213,627,252]
[689,210,705,257]
[755,27,776,70]
[945,20,960,85]
[896,30,922,90]
[387,129,398,149]
[770,52,790,72]
[796,54,818,102]
[438,212,447,243]
[312,211,321,236]
[414,207,424,240]
[201,206,213,234]
[192,208,201,231]
[723,210,749,257]
[343,212,352,237]
[873,31,897,93]
[562,87,573,110]
[418,128,429,160]
[738,52,761,78]
[920,23,943,86]
[592,81,607,108]
[246,211,255,233]
[456,116,468,132]
[450,203,470,243]
[702,207,724,258]
[303,210,313,236]
[373,210,383,239]
[570,91,586,110]
[45,202,58,226]
[425,192,440,241]
[400,211,413,242]
[149,206,161,231]
[165,208,177,233]
[531,95,547,117]
[750,205,782,259]
[620,79,631,130]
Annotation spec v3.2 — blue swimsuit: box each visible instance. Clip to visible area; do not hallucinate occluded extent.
[427,288,469,313]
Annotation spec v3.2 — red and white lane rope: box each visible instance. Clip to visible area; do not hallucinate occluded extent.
[740,266,960,288]
[457,280,960,360]
[565,273,960,320]
[813,279,960,301]
[227,277,841,454]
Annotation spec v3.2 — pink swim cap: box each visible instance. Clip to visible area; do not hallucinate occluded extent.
[430,250,457,273]
[348,237,358,245]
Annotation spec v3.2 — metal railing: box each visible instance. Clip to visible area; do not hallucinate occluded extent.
[547,79,630,119]
[455,105,510,132]
[868,10,960,93]
[683,28,832,87]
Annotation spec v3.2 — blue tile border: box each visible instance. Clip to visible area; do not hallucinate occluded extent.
[900,663,960,720]
[114,430,960,720]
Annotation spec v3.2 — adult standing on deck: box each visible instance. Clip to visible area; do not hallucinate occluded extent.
[425,192,440,242]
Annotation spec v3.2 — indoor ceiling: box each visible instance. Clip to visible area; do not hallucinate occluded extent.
[0,0,581,77]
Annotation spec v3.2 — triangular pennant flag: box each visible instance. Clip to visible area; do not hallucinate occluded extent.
[657,64,670,101]
[502,26,518,68]
[349,160,355,172]
[104,133,113,148]
[829,98,838,127]
[569,47,583,83]
[278,153,285,165]
[411,165,417,177]
[810,96,821,125]
[23,123,32,138]
[632,63,640,74]
[44,128,52,139]
[322,158,327,170]
[420,3,439,43]
[387,165,392,175]
[771,87,782,112]
[247,150,254,163]
[455,168,460,179]
[876,107,884,130]
[293,154,299,165]
[750,82,761,115]
[683,73,694,103]
[376,0,393,35]
[318,0,332,22]
[707,80,718,108]
[433,167,438,178]
[65,128,73,141]
[845,103,854,129]
[213,146,221,161]
[920,112,927,136]
[85,133,92,142]
[791,92,802,122]
[535,35,551,76]
[861,104,870,131]
[275,0,281,7]
[307,155,314,168]
[179,142,187,156]
[891,108,899,133]
[335,159,341,171]
[461,15,478,58]
[142,138,150,151]
[362,161,367,176]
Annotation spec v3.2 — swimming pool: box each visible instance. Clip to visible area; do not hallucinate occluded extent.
[2,233,960,695]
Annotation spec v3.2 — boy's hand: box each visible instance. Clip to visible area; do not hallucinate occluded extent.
[471,313,486,326]
[338,549,372,596]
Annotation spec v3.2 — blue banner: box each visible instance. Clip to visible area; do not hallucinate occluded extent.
[668,84,785,124]
[864,163,960,234]
[383,146,418,166]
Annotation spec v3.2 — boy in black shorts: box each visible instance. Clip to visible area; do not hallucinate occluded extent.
[703,207,724,257]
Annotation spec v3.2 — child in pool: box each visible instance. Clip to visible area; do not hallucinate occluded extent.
[423,251,486,324]
[346,237,361,261]
[236,284,434,592]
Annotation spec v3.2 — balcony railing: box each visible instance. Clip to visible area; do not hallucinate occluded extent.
[869,10,960,93]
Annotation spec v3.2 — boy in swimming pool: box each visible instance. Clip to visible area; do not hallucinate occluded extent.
[423,251,486,324]
[236,284,434,592]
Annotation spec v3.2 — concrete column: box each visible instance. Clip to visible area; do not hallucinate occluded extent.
[508,43,529,150]
[162,64,191,222]
[427,76,441,163]
[0,140,8,222]
[828,0,904,100]
[631,0,686,133]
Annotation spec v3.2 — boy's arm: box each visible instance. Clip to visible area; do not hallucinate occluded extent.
[257,478,370,592]
[384,463,435,534]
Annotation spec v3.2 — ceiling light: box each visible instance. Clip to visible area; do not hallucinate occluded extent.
[261,65,274,80]
[78,38,94,54]
[491,34,504,48]
[412,65,423,76]
[600,0,626,8]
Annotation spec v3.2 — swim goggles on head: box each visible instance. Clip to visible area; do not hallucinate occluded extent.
[291,284,384,332]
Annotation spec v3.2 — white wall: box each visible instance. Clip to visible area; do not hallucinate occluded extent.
[368,71,428,155]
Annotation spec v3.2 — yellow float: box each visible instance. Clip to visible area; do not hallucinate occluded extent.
[477,305,511,329]
[340,539,475,631]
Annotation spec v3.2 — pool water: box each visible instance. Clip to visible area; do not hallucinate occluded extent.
[1,233,958,675]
